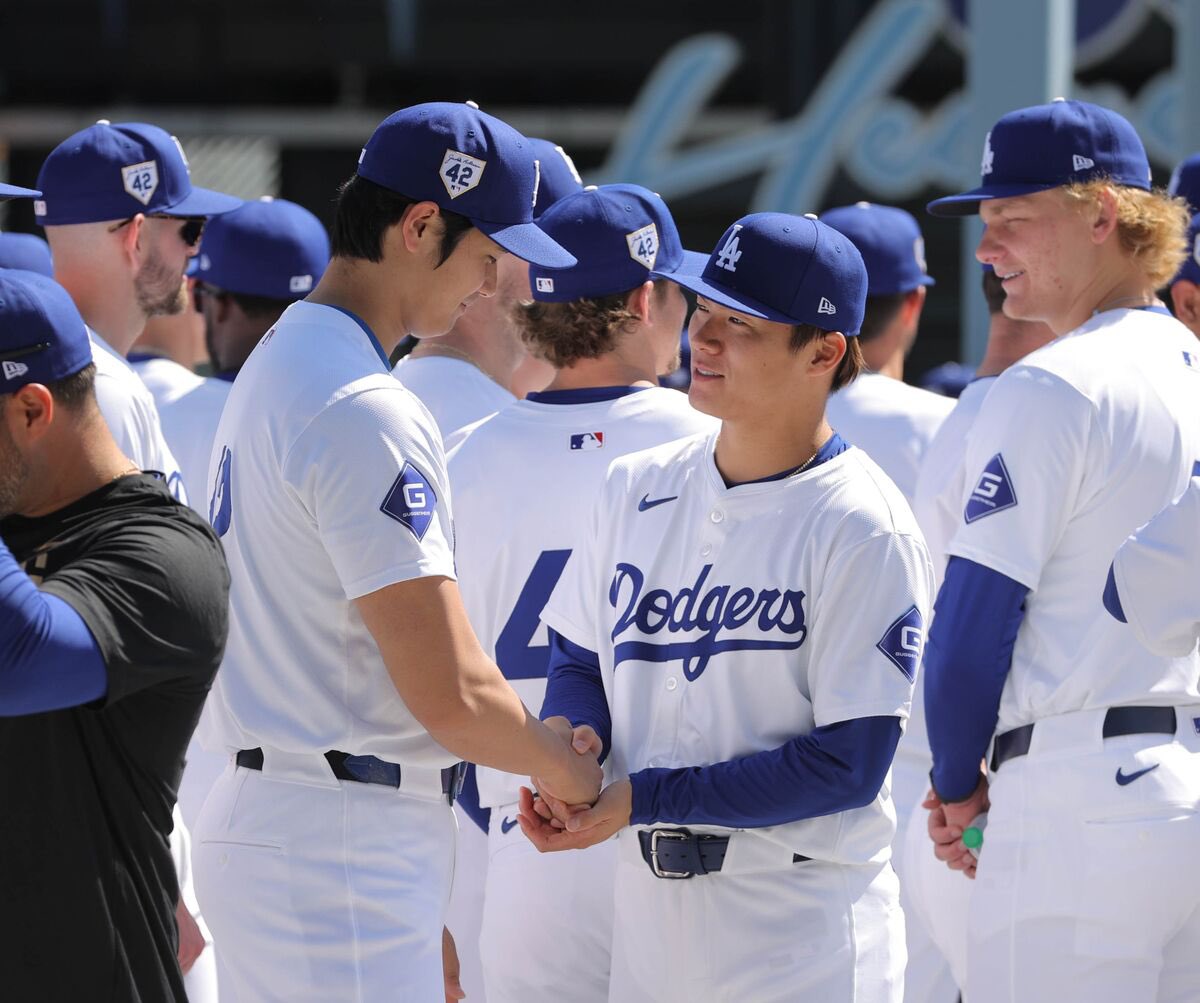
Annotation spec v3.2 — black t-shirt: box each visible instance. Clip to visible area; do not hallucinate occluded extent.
[0,474,229,1003]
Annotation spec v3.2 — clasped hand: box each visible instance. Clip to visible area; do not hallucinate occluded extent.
[924,768,990,880]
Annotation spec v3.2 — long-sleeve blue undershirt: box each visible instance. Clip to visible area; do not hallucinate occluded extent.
[0,539,108,715]
[540,629,902,828]
[925,555,1028,801]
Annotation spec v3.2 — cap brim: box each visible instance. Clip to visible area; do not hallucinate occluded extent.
[0,183,41,199]
[477,219,576,268]
[650,249,708,282]
[926,182,1061,217]
[666,269,799,326]
[158,187,244,218]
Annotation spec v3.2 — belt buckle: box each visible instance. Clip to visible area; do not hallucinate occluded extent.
[649,829,694,879]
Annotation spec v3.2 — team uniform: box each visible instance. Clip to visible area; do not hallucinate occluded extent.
[541,429,933,1002]
[448,385,714,1000]
[393,354,515,439]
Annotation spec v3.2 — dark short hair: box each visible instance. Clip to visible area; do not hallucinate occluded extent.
[0,362,98,411]
[227,288,292,321]
[981,268,1007,315]
[788,325,864,392]
[856,291,911,344]
[330,174,474,265]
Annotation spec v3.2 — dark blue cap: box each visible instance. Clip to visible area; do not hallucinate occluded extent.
[919,361,975,399]
[1173,213,1200,287]
[927,99,1151,217]
[527,138,584,218]
[820,202,934,296]
[35,120,242,226]
[0,269,92,389]
[0,234,54,278]
[667,212,868,336]
[0,183,41,200]
[191,197,330,300]
[529,184,705,302]
[356,102,575,268]
[1168,153,1200,215]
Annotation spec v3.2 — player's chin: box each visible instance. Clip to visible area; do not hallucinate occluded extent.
[686,380,726,418]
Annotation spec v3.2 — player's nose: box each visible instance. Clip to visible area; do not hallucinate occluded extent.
[975,225,1000,265]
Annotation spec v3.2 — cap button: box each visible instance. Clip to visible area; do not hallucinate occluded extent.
[803,212,818,220]
[465,100,480,109]
[583,185,599,192]
[96,118,111,125]
[855,200,870,208]
[1052,96,1067,102]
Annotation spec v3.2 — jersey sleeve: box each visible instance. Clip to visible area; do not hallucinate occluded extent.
[806,529,933,727]
[1110,474,1200,657]
[944,367,1098,589]
[282,384,457,600]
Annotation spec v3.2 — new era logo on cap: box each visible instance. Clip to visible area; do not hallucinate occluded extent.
[817,297,837,315]
[1072,154,1095,172]
[440,149,486,199]
[2,360,29,380]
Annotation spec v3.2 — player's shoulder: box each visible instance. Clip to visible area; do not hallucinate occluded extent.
[131,355,205,404]
[822,445,925,539]
[830,371,954,425]
[605,426,713,490]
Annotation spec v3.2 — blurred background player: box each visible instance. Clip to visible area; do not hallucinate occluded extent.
[395,137,584,438]
[447,183,714,1002]
[822,202,952,501]
[924,99,1200,1002]
[0,232,54,277]
[1168,151,1200,213]
[1164,212,1200,339]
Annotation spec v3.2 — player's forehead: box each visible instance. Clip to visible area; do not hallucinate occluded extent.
[979,189,1063,223]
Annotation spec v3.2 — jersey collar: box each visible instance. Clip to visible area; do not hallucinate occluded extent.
[320,304,391,370]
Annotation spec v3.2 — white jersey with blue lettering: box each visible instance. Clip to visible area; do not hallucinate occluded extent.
[826,371,954,502]
[90,332,187,503]
[447,386,715,809]
[1111,469,1200,658]
[947,308,1200,732]
[202,301,458,766]
[393,355,515,441]
[542,432,933,865]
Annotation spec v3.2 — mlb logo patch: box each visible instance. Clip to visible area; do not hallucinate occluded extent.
[380,461,437,541]
[876,605,924,682]
[122,160,159,205]
[626,223,659,270]
[965,453,1018,523]
[570,432,604,451]
[536,277,555,293]
[289,274,313,294]
[2,360,29,381]
[440,149,486,199]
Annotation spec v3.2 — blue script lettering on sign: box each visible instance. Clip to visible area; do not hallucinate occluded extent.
[609,563,808,681]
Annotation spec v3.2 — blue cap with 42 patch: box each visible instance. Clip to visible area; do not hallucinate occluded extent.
[666,212,868,336]
[0,269,92,389]
[820,202,934,296]
[529,183,706,302]
[35,120,243,226]
[526,138,584,218]
[927,99,1151,217]
[356,101,575,269]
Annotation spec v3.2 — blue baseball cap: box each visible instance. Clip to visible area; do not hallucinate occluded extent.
[0,183,41,200]
[528,184,705,303]
[0,269,92,389]
[527,138,584,218]
[667,212,868,336]
[191,197,330,300]
[1172,213,1200,287]
[820,202,934,296]
[356,102,575,268]
[928,99,1151,217]
[1168,153,1200,215]
[35,120,242,226]
[0,234,54,278]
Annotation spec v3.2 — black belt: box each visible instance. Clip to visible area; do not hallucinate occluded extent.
[990,706,1177,773]
[638,827,811,879]
[235,748,466,805]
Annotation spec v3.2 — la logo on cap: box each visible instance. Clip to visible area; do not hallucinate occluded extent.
[626,223,659,270]
[440,150,486,199]
[123,160,159,205]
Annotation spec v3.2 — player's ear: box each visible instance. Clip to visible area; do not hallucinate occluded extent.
[1170,281,1200,327]
[1089,185,1120,245]
[625,281,654,324]
[808,330,847,380]
[119,213,147,270]
[9,383,55,440]
[393,201,442,258]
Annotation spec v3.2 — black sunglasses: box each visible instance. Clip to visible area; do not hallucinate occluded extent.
[107,214,206,248]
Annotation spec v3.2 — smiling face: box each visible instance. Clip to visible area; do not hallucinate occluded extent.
[402,222,504,339]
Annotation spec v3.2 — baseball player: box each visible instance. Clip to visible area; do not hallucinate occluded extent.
[1164,212,1200,340]
[923,99,1200,1002]
[1168,151,1200,213]
[1104,464,1200,657]
[191,101,601,1002]
[520,212,933,1003]
[447,183,715,1002]
[395,137,584,438]
[822,202,952,502]
[0,232,54,276]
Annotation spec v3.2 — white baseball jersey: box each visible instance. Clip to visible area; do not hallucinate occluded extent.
[447,386,715,809]
[203,301,458,767]
[90,332,187,503]
[131,355,232,514]
[826,371,954,501]
[393,355,515,440]
[1110,469,1200,657]
[947,308,1200,732]
[542,432,933,864]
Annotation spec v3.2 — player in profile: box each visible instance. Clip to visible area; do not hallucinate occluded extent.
[447,183,714,1002]
[191,102,601,1002]
[923,99,1200,1001]
[519,212,932,1003]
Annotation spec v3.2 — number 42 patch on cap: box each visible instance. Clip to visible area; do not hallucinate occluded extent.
[441,150,485,199]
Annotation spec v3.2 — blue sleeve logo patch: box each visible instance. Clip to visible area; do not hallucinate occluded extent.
[876,605,924,682]
[964,453,1018,524]
[380,461,437,541]
[209,445,233,537]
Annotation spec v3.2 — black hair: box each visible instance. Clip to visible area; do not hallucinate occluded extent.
[0,362,98,411]
[855,291,911,344]
[788,325,864,392]
[330,174,474,265]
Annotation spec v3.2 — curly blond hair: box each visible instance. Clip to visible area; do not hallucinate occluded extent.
[1062,180,1190,289]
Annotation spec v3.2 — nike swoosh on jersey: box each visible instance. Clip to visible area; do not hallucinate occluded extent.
[638,493,678,512]
[1115,763,1160,786]
[500,816,519,834]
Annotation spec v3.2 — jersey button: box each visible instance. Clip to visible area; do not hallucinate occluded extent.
[710,510,724,524]
[700,543,712,557]
[665,676,678,691]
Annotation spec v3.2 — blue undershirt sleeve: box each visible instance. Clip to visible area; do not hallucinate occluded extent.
[925,556,1028,801]
[0,540,108,715]
[539,629,612,764]
[628,715,901,828]
[1103,564,1127,623]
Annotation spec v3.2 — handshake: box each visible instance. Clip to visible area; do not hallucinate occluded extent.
[519,715,633,853]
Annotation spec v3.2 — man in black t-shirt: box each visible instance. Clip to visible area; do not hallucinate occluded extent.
[0,268,229,1002]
